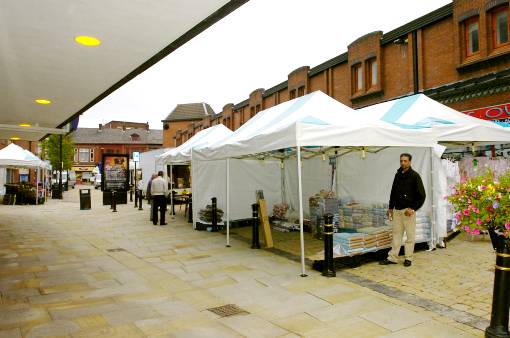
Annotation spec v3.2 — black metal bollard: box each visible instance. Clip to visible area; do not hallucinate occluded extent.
[211,197,218,231]
[187,198,192,223]
[112,190,117,212]
[134,189,138,208]
[130,188,133,202]
[138,190,143,210]
[486,236,510,338]
[251,203,261,249]
[322,213,336,277]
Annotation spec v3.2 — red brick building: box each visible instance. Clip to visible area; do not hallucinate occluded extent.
[70,121,162,181]
[165,0,510,145]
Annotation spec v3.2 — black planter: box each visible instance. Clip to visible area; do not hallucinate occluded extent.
[486,230,510,338]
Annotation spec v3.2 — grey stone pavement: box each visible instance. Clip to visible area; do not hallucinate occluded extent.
[0,185,486,337]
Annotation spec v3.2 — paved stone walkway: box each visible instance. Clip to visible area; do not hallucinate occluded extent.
[233,223,495,327]
[0,186,485,337]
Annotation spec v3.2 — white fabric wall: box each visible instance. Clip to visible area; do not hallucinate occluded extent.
[193,159,227,225]
[0,168,5,195]
[193,159,282,223]
[284,156,332,216]
[336,147,432,214]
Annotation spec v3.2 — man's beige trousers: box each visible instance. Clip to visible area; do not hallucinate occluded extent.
[387,209,416,262]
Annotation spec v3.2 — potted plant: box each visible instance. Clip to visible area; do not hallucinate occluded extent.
[448,169,510,338]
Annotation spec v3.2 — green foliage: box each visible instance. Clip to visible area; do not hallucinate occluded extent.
[448,170,510,238]
[40,135,74,170]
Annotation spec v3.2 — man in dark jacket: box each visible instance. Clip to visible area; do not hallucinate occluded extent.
[380,153,426,267]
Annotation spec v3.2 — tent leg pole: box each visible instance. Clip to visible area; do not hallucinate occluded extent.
[429,148,437,251]
[297,146,307,277]
[36,168,39,205]
[170,164,174,218]
[226,158,230,247]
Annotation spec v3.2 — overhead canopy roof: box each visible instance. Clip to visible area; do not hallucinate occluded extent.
[0,0,247,141]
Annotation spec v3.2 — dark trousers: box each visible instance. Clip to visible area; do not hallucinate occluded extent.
[152,195,166,225]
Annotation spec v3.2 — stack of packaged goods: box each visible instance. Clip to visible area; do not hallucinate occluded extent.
[338,201,390,229]
[357,226,393,249]
[332,233,379,256]
[415,210,431,242]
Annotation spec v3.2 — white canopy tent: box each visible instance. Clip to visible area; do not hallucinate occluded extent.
[0,143,49,205]
[195,91,439,275]
[357,93,510,245]
[157,124,234,223]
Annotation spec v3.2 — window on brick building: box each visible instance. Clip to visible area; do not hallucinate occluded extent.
[367,58,377,89]
[464,16,480,56]
[74,148,78,162]
[352,63,363,94]
[297,86,305,97]
[79,148,90,163]
[289,89,296,99]
[130,133,140,141]
[89,148,95,162]
[255,104,261,113]
[492,5,509,48]
[250,106,255,118]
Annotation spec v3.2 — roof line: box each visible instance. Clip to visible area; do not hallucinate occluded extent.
[55,0,249,131]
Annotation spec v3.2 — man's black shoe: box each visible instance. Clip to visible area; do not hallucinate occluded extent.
[153,223,158,226]
[379,259,397,265]
[404,260,412,267]
[160,223,167,226]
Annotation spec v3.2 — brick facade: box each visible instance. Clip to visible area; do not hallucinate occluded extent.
[165,0,510,145]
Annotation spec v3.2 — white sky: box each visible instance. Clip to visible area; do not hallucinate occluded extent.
[79,0,451,129]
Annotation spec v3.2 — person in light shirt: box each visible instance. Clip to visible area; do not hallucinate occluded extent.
[150,171,168,225]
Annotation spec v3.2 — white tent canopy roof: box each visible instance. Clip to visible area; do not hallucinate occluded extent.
[0,1,246,141]
[358,94,510,144]
[195,91,436,161]
[0,143,45,168]
[158,124,233,164]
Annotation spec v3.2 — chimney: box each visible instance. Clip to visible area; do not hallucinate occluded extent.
[98,123,102,132]
[146,122,149,132]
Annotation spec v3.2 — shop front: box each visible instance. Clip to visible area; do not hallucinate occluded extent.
[72,166,94,183]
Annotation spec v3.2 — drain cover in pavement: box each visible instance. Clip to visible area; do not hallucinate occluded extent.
[106,248,126,252]
[207,304,248,317]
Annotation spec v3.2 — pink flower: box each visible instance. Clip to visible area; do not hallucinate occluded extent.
[505,223,510,231]
[472,228,481,235]
[476,218,482,226]
[478,185,487,192]
[455,213,461,221]
[473,207,480,214]
[463,209,470,216]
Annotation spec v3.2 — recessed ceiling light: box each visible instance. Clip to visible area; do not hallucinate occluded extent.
[75,35,101,46]
[10,137,20,140]
[19,123,31,127]
[35,99,51,105]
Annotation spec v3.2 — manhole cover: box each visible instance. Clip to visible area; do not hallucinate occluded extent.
[106,248,126,252]
[207,304,248,317]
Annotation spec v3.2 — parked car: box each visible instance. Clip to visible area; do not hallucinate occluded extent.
[94,174,102,189]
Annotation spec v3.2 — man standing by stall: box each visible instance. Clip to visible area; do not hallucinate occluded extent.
[380,153,426,267]
[151,171,168,226]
